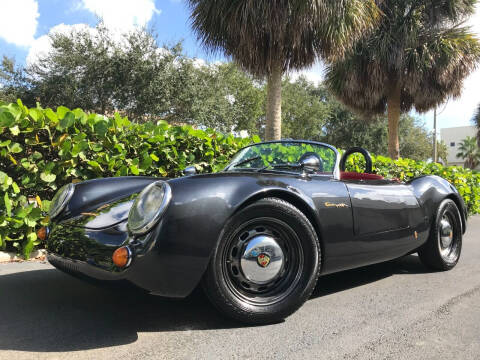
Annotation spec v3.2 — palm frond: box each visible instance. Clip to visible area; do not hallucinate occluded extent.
[325,0,480,116]
[187,0,379,76]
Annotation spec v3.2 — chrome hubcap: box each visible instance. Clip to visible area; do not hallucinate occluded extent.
[222,218,303,304]
[240,235,284,284]
[438,213,459,260]
[440,217,453,249]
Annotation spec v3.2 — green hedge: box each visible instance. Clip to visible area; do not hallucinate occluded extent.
[0,100,258,257]
[1,100,479,258]
[345,154,480,216]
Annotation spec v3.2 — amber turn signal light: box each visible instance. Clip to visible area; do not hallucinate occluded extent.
[112,246,132,268]
[37,226,49,242]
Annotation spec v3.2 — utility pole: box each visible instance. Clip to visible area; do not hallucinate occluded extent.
[433,107,437,163]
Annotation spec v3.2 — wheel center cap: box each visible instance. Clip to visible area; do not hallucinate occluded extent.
[440,218,453,248]
[240,235,284,284]
[257,253,271,268]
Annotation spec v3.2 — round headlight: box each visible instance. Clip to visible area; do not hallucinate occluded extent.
[128,181,172,235]
[49,183,75,219]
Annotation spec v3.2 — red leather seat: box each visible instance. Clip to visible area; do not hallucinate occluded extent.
[340,171,384,181]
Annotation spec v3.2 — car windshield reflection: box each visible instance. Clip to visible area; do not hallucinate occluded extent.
[225,141,337,174]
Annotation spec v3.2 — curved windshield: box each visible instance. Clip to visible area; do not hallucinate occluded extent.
[225,141,337,174]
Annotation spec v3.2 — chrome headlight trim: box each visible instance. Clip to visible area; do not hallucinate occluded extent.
[49,183,75,219]
[127,181,172,235]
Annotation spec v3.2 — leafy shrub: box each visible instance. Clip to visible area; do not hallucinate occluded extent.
[1,100,479,258]
[344,154,480,215]
[0,100,258,257]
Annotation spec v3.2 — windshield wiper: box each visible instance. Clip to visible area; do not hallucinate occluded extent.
[228,156,261,169]
[256,162,302,172]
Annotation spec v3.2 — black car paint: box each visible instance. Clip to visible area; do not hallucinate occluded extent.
[46,167,467,298]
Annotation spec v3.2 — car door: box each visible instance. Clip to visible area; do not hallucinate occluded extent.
[344,179,424,264]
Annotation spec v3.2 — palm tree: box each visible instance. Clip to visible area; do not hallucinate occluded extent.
[474,103,480,147]
[187,0,379,140]
[457,136,480,169]
[325,0,480,159]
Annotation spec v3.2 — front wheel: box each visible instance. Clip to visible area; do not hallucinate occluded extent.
[418,199,462,271]
[202,198,320,324]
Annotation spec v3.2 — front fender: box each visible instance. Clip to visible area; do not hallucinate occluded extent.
[144,173,319,297]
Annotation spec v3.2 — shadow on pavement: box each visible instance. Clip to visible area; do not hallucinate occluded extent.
[312,254,432,299]
[0,254,429,353]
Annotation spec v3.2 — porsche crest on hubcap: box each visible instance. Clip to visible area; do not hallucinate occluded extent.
[257,253,271,268]
[240,234,284,284]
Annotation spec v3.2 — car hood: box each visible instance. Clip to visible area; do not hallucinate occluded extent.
[74,195,136,229]
[58,176,162,226]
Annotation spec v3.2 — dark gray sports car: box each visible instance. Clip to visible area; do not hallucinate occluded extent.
[44,140,467,324]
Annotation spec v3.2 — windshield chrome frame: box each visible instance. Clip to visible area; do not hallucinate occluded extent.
[223,140,341,180]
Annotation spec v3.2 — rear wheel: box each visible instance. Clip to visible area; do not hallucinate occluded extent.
[202,198,320,324]
[418,199,462,271]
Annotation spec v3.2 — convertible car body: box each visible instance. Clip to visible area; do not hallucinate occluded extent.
[44,140,467,323]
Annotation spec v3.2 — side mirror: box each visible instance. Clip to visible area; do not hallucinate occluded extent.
[298,152,322,173]
[183,165,197,176]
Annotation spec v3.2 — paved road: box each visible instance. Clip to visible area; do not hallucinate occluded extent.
[1,216,479,360]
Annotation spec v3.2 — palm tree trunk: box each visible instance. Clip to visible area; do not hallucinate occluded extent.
[265,63,282,140]
[387,84,401,160]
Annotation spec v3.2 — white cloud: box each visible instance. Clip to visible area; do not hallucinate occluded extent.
[26,23,96,65]
[80,0,160,31]
[290,62,325,85]
[0,0,39,47]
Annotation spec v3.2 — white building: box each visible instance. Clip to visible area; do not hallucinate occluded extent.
[440,125,478,168]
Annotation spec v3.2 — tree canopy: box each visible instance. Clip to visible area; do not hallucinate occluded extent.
[456,136,480,169]
[0,24,443,162]
[187,0,379,140]
[0,25,264,133]
[325,0,480,159]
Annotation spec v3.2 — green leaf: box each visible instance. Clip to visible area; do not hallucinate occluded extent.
[56,106,70,119]
[4,193,11,217]
[0,111,15,127]
[45,108,58,123]
[12,182,20,194]
[23,232,37,259]
[150,153,159,161]
[58,111,75,130]
[71,140,88,157]
[130,165,139,175]
[88,160,104,171]
[94,121,109,137]
[40,172,56,183]
[32,151,43,160]
[9,142,23,153]
[29,108,43,122]
[15,206,32,219]
[9,125,20,136]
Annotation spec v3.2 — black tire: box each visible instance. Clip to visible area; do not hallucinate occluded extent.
[418,199,462,271]
[202,198,320,324]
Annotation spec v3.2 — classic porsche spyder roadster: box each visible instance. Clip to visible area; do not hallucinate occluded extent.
[44,140,467,324]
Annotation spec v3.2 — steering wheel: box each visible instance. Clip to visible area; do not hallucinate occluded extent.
[339,147,373,173]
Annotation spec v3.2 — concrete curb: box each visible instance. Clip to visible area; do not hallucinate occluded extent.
[0,249,47,263]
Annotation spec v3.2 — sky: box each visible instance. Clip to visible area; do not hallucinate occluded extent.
[0,0,479,133]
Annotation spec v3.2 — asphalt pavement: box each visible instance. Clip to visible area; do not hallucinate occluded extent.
[1,216,479,360]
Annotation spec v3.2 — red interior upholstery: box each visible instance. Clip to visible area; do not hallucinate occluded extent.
[340,171,384,181]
